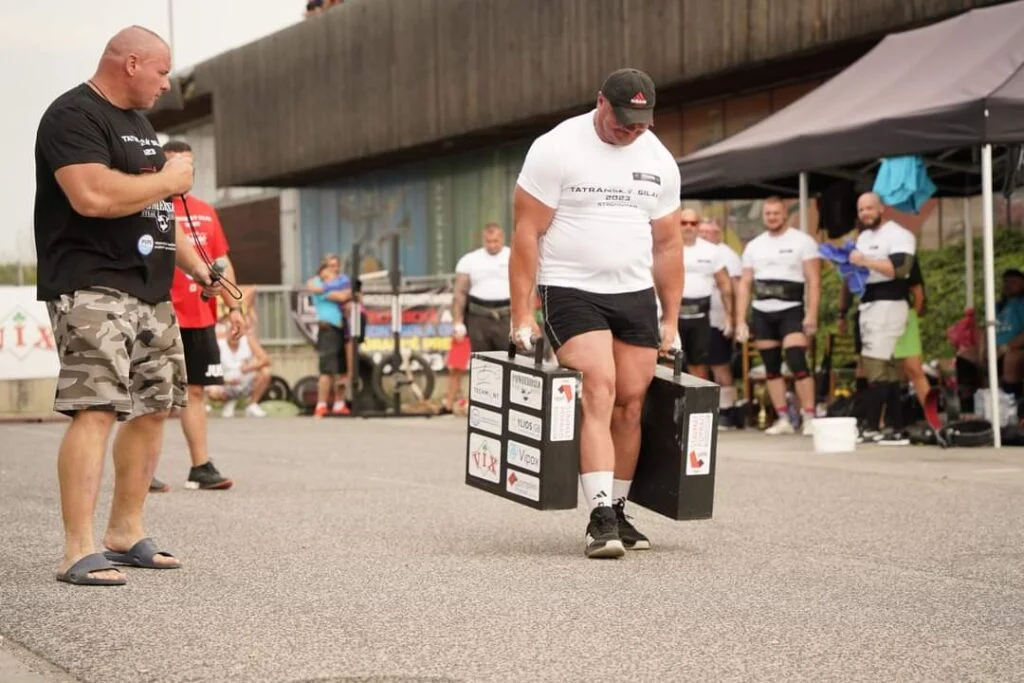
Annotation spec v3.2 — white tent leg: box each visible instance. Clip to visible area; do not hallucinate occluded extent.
[981,144,1001,447]
[964,197,974,310]
[799,172,808,232]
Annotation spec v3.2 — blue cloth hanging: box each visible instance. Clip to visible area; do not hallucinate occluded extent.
[819,240,870,297]
[872,155,937,214]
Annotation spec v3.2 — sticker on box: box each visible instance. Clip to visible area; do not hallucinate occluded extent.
[685,411,713,476]
[505,468,540,501]
[509,370,543,411]
[549,377,576,442]
[506,439,541,473]
[508,409,543,442]
[469,405,503,436]
[469,358,503,408]
[468,432,501,483]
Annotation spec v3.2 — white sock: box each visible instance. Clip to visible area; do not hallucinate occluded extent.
[580,471,613,511]
[612,479,632,506]
[720,386,736,408]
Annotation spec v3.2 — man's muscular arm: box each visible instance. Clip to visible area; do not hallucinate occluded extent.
[651,208,684,324]
[509,186,554,339]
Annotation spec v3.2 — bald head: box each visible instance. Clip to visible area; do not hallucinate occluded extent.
[856,192,884,230]
[102,26,169,60]
[91,25,171,111]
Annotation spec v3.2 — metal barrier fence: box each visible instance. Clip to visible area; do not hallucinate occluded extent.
[250,274,457,347]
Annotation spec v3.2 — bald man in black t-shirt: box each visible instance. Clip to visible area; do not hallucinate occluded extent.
[34,25,221,586]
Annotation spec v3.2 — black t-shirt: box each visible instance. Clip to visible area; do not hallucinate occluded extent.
[34,83,176,304]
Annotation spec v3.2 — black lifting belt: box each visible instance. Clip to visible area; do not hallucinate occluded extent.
[679,296,711,317]
[754,279,805,302]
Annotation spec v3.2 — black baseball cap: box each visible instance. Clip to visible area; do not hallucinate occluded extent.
[1004,268,1024,280]
[600,68,656,126]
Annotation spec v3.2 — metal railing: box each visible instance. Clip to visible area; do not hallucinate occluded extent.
[250,274,457,347]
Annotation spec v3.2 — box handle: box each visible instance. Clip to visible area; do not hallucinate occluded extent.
[508,335,546,367]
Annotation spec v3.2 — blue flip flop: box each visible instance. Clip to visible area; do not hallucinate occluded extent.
[56,552,126,586]
[103,537,181,569]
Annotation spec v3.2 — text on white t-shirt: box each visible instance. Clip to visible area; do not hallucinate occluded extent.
[516,111,682,294]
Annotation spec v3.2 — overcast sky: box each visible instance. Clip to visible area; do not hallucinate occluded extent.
[1,0,301,263]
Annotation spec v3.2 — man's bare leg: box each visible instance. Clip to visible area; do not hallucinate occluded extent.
[444,368,463,409]
[555,329,621,557]
[103,411,179,567]
[56,409,124,581]
[901,356,930,407]
[179,384,210,468]
[609,339,658,485]
[554,330,616,497]
[687,364,708,380]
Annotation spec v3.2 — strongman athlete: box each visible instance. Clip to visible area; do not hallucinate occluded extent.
[735,197,821,436]
[849,192,916,445]
[678,208,733,379]
[510,68,682,559]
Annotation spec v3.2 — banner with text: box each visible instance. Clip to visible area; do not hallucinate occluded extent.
[0,286,60,380]
[290,283,456,373]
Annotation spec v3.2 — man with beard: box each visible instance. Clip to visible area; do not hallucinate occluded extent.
[848,192,916,445]
[735,197,821,435]
[678,208,733,379]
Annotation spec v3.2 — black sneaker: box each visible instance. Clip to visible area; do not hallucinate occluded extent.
[149,477,170,493]
[584,506,625,559]
[185,461,234,490]
[613,500,651,550]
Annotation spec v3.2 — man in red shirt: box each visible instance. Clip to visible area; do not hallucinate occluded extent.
[156,140,247,492]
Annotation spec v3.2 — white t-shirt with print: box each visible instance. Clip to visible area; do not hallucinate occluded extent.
[682,237,724,300]
[741,228,820,312]
[516,111,682,294]
[854,220,916,285]
[710,243,742,330]
[455,246,511,301]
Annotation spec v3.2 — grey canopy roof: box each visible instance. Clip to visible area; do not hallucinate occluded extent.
[677,1,1024,199]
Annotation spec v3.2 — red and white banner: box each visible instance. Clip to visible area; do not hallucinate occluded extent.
[0,286,59,380]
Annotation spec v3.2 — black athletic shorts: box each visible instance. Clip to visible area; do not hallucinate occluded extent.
[539,285,660,353]
[317,322,348,375]
[708,326,734,366]
[751,305,805,343]
[466,311,509,353]
[677,315,710,366]
[180,325,223,387]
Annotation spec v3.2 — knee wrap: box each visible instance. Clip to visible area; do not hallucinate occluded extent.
[785,346,809,379]
[760,346,783,379]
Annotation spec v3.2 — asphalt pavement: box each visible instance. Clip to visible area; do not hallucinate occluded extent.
[1,416,1023,682]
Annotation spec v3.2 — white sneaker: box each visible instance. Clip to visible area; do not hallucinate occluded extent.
[245,402,267,418]
[765,416,795,435]
[801,416,815,436]
[221,400,237,419]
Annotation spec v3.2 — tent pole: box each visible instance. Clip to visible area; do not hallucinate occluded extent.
[964,197,974,310]
[799,172,808,232]
[981,144,1002,447]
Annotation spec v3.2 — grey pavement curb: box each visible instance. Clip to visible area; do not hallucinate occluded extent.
[0,635,80,683]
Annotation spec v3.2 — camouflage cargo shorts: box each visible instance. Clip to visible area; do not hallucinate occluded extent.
[46,287,188,420]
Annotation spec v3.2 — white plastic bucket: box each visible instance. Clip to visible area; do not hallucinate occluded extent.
[812,417,858,454]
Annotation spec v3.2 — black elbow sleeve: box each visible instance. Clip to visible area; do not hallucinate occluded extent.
[889,253,914,278]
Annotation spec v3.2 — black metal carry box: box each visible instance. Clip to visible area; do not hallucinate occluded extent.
[629,354,721,521]
[464,339,582,510]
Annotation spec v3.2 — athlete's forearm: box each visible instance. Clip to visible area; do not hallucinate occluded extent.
[509,230,539,321]
[736,272,753,322]
[653,241,683,322]
[175,223,208,279]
